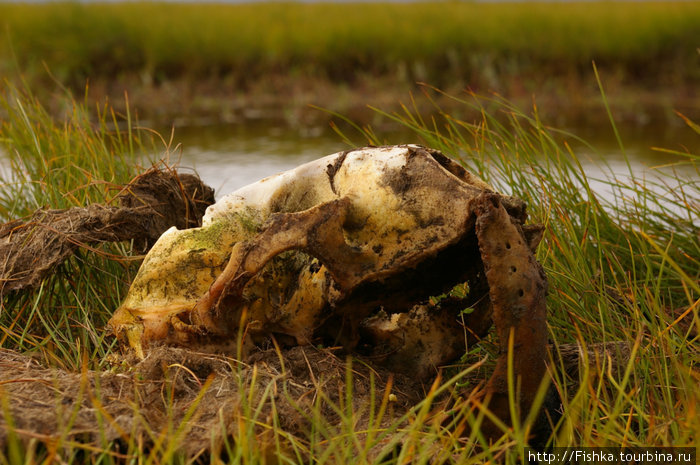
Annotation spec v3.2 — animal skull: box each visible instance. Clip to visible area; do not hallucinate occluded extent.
[109,145,548,427]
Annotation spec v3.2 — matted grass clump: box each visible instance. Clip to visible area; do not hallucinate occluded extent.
[0,83,698,463]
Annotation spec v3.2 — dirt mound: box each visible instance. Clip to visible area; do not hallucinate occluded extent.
[0,345,423,459]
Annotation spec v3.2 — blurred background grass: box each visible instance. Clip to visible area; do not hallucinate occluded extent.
[1,1,698,126]
[2,2,697,84]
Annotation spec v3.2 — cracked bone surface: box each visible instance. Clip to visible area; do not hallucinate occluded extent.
[109,145,546,400]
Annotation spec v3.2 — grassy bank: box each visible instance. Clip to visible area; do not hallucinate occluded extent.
[2,1,698,85]
[0,2,698,126]
[1,81,698,461]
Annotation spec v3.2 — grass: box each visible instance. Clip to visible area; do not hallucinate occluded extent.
[0,1,698,89]
[1,80,698,462]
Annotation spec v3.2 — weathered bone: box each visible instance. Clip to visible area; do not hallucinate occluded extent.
[474,192,548,437]
[109,145,548,435]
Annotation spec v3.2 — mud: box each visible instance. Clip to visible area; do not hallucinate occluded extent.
[0,168,215,294]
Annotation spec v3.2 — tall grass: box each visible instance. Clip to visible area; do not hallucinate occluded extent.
[1,84,698,461]
[0,2,698,88]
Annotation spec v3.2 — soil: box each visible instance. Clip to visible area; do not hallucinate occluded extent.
[0,340,635,460]
[0,345,424,461]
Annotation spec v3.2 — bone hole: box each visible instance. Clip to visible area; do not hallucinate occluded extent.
[505,242,511,249]
[510,266,517,273]
[518,289,524,297]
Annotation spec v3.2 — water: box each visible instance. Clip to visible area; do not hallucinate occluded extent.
[158,121,698,201]
[1,119,697,211]
[162,123,346,196]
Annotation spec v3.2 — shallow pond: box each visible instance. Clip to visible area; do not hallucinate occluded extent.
[158,121,697,202]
